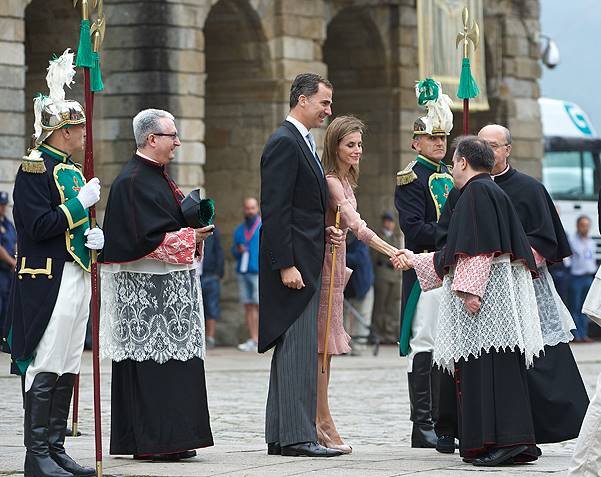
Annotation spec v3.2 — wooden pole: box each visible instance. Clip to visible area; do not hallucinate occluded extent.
[321,205,341,374]
[70,373,80,436]
[463,98,469,135]
[83,65,103,477]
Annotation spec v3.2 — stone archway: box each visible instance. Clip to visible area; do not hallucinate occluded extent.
[203,0,276,344]
[324,7,395,227]
[25,0,83,157]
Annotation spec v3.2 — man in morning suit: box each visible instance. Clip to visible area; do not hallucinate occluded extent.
[260,73,343,457]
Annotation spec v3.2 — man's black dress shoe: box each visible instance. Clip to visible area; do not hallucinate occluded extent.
[267,442,281,455]
[472,445,529,466]
[436,435,456,454]
[281,442,344,457]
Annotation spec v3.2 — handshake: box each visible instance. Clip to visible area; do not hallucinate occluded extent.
[390,249,415,271]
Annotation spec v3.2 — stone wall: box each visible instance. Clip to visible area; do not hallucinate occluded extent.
[0,1,27,201]
[0,0,543,345]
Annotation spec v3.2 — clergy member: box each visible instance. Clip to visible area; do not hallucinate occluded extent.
[481,124,589,444]
[100,108,214,460]
[394,136,544,467]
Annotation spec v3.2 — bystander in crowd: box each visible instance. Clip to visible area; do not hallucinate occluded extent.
[200,224,224,349]
[371,211,401,344]
[345,232,375,355]
[232,197,261,352]
[0,191,16,352]
[568,215,597,342]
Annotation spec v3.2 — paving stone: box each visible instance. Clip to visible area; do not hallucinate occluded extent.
[1,344,597,476]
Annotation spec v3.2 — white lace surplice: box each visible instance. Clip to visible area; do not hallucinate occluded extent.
[533,263,575,346]
[100,257,206,364]
[414,253,544,374]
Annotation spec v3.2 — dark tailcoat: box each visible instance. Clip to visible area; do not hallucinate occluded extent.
[258,120,327,353]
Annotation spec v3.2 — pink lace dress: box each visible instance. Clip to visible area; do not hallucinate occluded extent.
[317,176,376,355]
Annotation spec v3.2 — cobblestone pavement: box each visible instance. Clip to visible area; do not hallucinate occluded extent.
[1,343,599,476]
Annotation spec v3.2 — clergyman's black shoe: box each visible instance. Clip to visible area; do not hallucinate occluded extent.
[281,442,344,457]
[133,450,197,461]
[267,442,281,455]
[436,435,456,454]
[472,445,529,467]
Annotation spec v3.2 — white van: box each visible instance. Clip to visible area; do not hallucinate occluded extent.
[540,97,601,258]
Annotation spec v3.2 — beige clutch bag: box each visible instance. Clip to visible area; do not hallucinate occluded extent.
[344,267,353,288]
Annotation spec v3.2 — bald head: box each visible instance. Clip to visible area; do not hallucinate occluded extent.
[477,124,512,175]
[243,197,259,219]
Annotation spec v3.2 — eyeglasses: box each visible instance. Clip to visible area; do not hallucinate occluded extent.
[488,143,509,150]
[151,132,179,140]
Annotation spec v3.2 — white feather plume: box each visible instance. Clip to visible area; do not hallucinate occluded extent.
[46,49,76,103]
[33,95,44,141]
[415,80,454,135]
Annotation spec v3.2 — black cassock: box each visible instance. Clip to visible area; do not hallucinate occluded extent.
[434,174,539,459]
[102,154,213,455]
[493,166,589,443]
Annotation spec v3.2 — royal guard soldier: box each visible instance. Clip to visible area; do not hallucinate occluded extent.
[6,49,102,477]
[394,79,456,451]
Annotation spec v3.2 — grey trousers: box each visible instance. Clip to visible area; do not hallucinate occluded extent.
[265,288,319,447]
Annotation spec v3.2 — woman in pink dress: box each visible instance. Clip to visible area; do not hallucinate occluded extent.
[317,116,399,453]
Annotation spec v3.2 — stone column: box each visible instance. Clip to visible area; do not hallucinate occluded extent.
[97,1,208,200]
[395,1,421,170]
[482,0,543,176]
[0,1,26,201]
[500,1,543,176]
[271,0,328,139]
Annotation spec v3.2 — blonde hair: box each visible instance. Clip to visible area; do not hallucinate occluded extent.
[321,115,365,189]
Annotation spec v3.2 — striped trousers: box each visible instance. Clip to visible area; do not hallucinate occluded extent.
[265,288,320,447]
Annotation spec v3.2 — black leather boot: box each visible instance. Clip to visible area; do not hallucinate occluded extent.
[408,352,438,448]
[48,374,95,477]
[24,372,73,477]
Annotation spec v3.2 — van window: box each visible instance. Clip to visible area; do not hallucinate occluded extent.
[542,151,597,200]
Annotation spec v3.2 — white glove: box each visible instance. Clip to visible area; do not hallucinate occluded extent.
[76,177,101,209]
[84,227,104,250]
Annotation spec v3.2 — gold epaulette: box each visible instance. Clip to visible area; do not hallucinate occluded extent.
[22,149,46,174]
[396,161,417,186]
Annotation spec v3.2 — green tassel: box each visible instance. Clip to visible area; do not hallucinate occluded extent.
[457,57,480,99]
[90,51,104,92]
[75,20,94,68]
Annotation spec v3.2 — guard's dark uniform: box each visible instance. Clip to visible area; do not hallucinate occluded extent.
[10,49,98,477]
[395,153,454,448]
[7,143,90,374]
[395,155,452,341]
